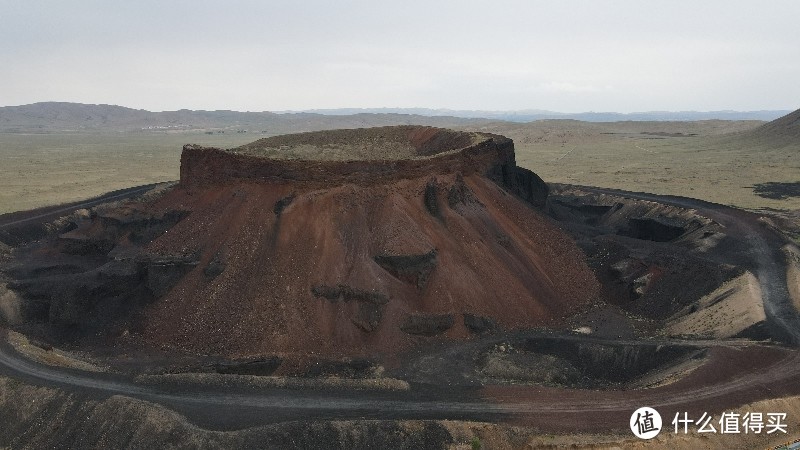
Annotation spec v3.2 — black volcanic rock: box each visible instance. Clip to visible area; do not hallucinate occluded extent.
[400,314,455,336]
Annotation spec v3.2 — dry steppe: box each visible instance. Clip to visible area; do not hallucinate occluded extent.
[3,113,798,215]
[458,117,800,211]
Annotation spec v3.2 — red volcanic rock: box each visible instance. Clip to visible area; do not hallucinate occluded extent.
[138,126,599,358]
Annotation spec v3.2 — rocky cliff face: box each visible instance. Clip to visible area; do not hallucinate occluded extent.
[179,126,547,202]
[180,126,549,211]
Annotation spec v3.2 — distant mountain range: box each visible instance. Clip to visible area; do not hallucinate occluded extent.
[291,108,792,123]
[0,102,489,134]
[0,102,793,133]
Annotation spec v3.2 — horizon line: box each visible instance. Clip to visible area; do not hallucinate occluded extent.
[1,101,794,116]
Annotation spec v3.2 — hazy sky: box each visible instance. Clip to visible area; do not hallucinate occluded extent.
[1,0,798,112]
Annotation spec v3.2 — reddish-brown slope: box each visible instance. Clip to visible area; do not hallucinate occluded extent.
[138,126,600,358]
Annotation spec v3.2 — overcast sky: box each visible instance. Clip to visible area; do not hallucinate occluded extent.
[1,0,798,113]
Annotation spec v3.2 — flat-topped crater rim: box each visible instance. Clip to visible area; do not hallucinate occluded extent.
[179,126,517,187]
[225,125,489,162]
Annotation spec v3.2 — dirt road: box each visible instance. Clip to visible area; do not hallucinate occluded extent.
[569,184,800,344]
[0,184,799,435]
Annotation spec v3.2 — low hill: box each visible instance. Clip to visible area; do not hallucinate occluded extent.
[1,102,791,133]
[0,102,490,134]
[753,108,800,140]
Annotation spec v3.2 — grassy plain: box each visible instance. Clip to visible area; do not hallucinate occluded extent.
[1,119,798,214]
[464,120,800,211]
[0,132,255,214]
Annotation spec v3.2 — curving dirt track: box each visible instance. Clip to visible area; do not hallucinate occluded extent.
[570,185,800,345]
[0,183,165,232]
[1,184,799,435]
